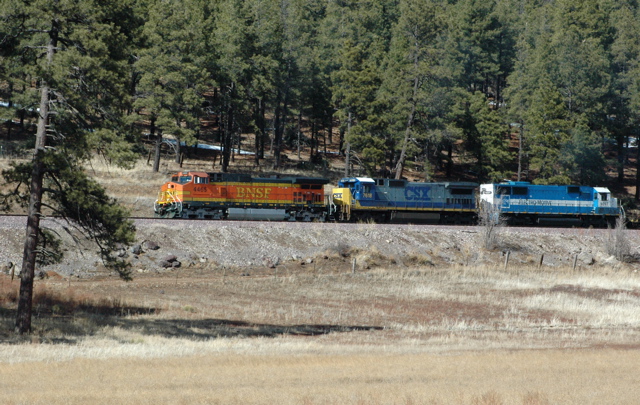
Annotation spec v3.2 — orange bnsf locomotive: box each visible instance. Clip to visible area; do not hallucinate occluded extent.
[154,171,330,221]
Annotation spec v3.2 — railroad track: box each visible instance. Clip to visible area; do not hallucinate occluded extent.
[0,213,623,235]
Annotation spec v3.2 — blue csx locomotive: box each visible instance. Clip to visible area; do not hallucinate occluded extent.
[331,177,478,224]
[330,177,621,226]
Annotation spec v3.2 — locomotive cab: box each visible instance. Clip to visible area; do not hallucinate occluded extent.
[331,177,376,221]
[333,178,375,204]
[155,171,212,218]
[593,187,619,216]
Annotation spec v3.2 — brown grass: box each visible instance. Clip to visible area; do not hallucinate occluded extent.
[1,262,640,404]
[2,349,639,404]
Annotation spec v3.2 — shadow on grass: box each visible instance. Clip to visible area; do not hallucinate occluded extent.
[113,317,383,340]
[0,305,382,344]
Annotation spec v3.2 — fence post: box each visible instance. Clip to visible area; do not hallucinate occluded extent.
[572,255,578,271]
[538,253,544,269]
[504,251,510,271]
[352,258,356,274]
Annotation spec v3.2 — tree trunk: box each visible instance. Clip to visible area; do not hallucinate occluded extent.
[617,135,625,182]
[272,92,284,169]
[327,112,333,145]
[175,130,182,165]
[222,97,233,173]
[394,45,420,180]
[254,98,264,165]
[15,25,57,334]
[394,103,416,180]
[517,123,524,181]
[310,120,316,161]
[424,153,430,181]
[344,111,351,177]
[446,142,453,178]
[218,109,224,166]
[258,99,265,160]
[297,112,302,160]
[6,83,13,140]
[151,117,161,172]
[636,143,640,201]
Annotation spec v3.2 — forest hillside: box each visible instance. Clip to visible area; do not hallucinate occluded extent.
[1,0,640,204]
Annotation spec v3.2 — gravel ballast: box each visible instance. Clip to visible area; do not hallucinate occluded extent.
[0,216,637,278]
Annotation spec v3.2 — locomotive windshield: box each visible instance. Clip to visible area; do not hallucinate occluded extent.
[174,175,192,184]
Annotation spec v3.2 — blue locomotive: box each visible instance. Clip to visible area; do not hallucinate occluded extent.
[331,177,478,223]
[479,181,621,226]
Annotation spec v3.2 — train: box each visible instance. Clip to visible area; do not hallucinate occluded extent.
[480,182,620,227]
[153,171,329,221]
[331,177,477,224]
[154,171,622,227]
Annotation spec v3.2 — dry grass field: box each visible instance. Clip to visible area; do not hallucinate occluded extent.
[1,261,640,404]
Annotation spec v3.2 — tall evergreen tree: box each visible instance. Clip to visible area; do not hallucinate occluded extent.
[562,124,608,185]
[610,1,640,195]
[441,0,516,104]
[132,0,208,171]
[324,0,397,175]
[505,0,615,185]
[453,91,511,181]
[438,0,514,181]
[0,0,138,334]
[380,0,441,180]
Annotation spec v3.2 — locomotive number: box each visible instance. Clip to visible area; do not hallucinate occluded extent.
[194,186,208,193]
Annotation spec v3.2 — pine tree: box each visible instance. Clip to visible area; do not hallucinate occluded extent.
[324,0,396,176]
[379,0,440,180]
[505,0,616,185]
[0,0,138,334]
[440,0,516,104]
[610,1,640,194]
[453,91,511,182]
[561,124,607,185]
[132,0,208,171]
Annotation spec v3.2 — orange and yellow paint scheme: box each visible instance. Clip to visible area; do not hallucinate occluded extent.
[154,171,330,221]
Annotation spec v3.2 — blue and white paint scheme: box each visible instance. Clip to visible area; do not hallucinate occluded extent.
[480,181,620,226]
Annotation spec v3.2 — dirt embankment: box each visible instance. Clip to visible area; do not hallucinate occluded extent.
[1,217,637,278]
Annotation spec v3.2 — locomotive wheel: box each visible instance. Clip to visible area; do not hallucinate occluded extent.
[359,213,375,223]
